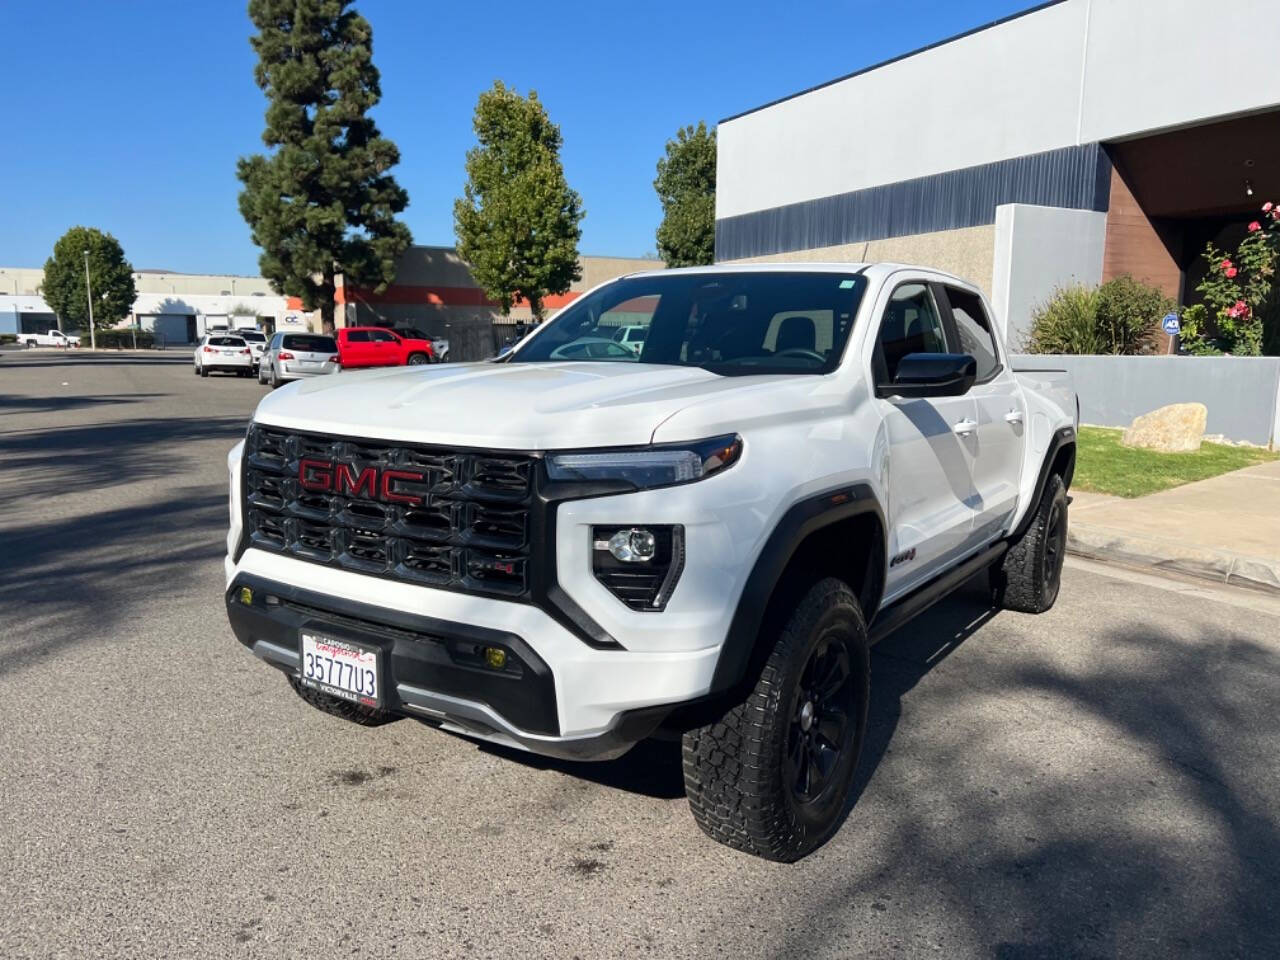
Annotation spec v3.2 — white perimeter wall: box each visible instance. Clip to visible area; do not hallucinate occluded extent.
[717,0,1280,219]
[991,203,1107,348]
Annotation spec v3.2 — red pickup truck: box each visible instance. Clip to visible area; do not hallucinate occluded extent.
[335,327,434,368]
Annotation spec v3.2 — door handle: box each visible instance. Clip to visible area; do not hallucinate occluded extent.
[952,418,977,436]
[1004,411,1024,425]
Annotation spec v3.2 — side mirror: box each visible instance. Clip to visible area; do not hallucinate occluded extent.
[878,353,977,399]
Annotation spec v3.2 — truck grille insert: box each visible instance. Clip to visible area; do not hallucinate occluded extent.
[242,424,535,598]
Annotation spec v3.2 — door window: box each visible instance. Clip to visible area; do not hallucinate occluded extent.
[875,283,947,383]
[344,330,371,343]
[944,287,1000,381]
[370,329,398,343]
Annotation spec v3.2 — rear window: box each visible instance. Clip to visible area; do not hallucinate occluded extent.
[239,330,266,342]
[209,336,245,346]
[283,335,337,352]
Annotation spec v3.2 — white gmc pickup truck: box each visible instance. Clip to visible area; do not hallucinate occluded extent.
[224,263,1076,861]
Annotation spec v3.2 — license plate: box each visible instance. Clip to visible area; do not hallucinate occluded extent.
[299,631,381,707]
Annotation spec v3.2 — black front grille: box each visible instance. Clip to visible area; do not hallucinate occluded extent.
[242,424,536,598]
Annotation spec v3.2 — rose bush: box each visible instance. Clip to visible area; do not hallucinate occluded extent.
[1181,202,1280,355]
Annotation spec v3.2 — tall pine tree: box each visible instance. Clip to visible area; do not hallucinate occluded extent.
[654,122,716,268]
[454,82,584,322]
[237,0,411,330]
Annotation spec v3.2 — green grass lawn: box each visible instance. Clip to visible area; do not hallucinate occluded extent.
[1073,426,1279,498]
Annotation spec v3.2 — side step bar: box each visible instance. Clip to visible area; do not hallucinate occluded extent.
[868,541,1008,644]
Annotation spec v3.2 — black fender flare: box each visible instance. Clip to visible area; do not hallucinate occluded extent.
[707,483,885,696]
[1011,426,1076,541]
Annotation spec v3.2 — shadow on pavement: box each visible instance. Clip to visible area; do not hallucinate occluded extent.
[0,392,170,414]
[0,353,193,368]
[0,415,248,502]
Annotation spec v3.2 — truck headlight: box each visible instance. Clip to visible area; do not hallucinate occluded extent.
[545,434,741,491]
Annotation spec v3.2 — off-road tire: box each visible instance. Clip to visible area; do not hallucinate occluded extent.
[682,578,870,862]
[287,675,397,727]
[991,473,1068,614]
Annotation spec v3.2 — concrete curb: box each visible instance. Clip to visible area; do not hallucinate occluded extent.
[1068,522,1280,595]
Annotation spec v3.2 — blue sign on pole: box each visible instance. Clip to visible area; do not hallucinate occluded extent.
[1161,313,1180,336]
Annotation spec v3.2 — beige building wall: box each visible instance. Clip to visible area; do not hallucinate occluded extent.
[722,223,997,299]
[0,266,276,298]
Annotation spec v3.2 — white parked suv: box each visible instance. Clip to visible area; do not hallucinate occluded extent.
[224,263,1076,861]
[194,334,254,377]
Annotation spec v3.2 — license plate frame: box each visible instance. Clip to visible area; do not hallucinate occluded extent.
[298,629,383,709]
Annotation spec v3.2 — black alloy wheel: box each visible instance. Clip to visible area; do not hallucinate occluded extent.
[786,634,857,804]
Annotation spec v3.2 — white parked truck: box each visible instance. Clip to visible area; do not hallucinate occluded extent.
[224,263,1077,861]
[22,329,80,348]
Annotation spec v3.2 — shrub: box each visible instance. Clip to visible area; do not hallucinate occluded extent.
[0,333,16,345]
[91,329,155,349]
[1180,202,1280,356]
[1025,275,1170,355]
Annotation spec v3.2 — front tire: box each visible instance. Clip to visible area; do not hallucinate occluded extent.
[407,352,429,366]
[991,473,1068,614]
[287,676,397,726]
[682,578,870,862]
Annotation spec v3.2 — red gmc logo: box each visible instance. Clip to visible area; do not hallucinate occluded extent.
[298,458,425,506]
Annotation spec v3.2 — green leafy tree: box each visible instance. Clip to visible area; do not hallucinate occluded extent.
[42,226,137,331]
[237,0,412,331]
[654,122,716,267]
[454,81,584,321]
[1181,204,1280,356]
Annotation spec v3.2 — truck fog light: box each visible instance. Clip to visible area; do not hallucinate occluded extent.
[483,646,507,670]
[591,525,685,611]
[606,528,656,563]
[238,586,253,605]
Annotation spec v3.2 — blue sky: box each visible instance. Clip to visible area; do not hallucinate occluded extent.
[2,0,1030,275]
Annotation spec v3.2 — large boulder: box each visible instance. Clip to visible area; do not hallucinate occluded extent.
[1121,402,1208,453]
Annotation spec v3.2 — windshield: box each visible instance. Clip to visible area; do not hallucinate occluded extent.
[509,271,867,375]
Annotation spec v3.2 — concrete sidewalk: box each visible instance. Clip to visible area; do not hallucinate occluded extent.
[1068,459,1280,593]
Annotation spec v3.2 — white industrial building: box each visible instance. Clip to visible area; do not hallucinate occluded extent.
[715,0,1280,347]
[0,268,310,343]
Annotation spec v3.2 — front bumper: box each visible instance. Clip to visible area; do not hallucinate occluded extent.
[224,558,720,759]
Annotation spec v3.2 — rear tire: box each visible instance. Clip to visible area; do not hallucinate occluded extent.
[287,676,397,726]
[682,578,870,862]
[199,364,209,378]
[270,366,282,389]
[991,474,1068,614]
[258,362,268,385]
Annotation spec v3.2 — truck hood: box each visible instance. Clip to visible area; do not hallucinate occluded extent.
[251,361,800,449]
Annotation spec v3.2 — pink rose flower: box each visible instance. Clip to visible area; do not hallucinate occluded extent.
[1227,301,1251,319]
[1265,202,1275,213]
[1248,221,1262,232]
[1225,266,1238,278]
[1221,258,1234,272]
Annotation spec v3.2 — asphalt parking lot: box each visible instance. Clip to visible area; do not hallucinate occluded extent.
[3,351,1280,959]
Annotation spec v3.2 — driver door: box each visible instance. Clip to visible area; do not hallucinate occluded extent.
[873,280,980,600]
